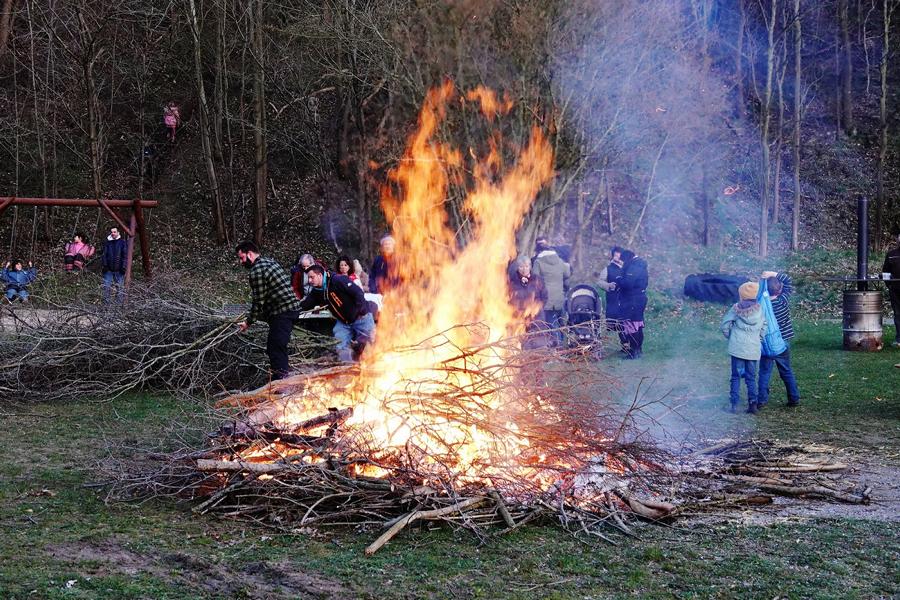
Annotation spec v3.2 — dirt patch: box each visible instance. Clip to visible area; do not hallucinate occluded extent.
[46,538,350,599]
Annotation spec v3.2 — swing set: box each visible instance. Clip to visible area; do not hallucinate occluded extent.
[0,196,158,285]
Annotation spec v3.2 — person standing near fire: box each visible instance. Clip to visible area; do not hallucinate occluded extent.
[531,236,570,343]
[370,235,399,295]
[235,241,303,380]
[882,230,900,348]
[300,264,375,362]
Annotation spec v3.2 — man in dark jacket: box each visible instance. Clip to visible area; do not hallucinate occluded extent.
[236,241,303,380]
[101,226,129,304]
[301,265,375,362]
[618,249,648,358]
[884,231,900,347]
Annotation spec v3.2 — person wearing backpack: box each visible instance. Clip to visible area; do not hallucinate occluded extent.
[757,271,800,407]
[720,282,766,413]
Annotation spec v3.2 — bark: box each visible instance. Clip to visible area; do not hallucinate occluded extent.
[252,0,267,246]
[792,0,802,250]
[0,0,14,61]
[773,9,789,225]
[701,166,711,246]
[187,0,228,244]
[77,10,104,203]
[839,0,856,135]
[874,0,891,249]
[759,0,777,257]
[735,0,746,116]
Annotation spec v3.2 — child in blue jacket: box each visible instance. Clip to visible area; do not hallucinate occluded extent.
[720,282,767,413]
[2,259,37,302]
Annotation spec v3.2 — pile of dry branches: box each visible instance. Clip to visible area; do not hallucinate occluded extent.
[0,277,333,401]
[100,327,870,552]
[105,329,686,552]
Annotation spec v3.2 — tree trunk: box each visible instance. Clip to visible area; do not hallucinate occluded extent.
[791,0,803,251]
[213,0,226,163]
[773,16,788,225]
[735,0,746,117]
[874,0,891,250]
[759,0,777,257]
[701,165,711,246]
[187,0,228,244]
[839,0,856,135]
[252,0,267,247]
[0,0,14,61]
[77,10,103,204]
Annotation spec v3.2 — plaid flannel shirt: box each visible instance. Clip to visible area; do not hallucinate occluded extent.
[246,257,302,325]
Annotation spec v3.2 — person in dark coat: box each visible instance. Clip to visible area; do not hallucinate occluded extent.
[101,226,129,304]
[370,235,399,295]
[301,265,375,362]
[508,257,550,349]
[618,249,648,358]
[597,246,624,337]
[508,257,548,319]
[883,230,900,348]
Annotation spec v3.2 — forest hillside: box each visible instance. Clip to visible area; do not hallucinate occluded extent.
[0,0,898,290]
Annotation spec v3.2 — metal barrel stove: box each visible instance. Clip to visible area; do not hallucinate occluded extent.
[842,291,883,351]
[842,196,883,351]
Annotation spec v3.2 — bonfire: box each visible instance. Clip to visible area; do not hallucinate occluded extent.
[104,83,869,553]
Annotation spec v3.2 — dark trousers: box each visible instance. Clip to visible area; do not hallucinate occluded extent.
[622,327,644,357]
[266,310,299,380]
[729,356,758,408]
[758,346,800,405]
[889,286,900,343]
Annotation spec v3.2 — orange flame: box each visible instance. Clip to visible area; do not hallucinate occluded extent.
[247,81,557,487]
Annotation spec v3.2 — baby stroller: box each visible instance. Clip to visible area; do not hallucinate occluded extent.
[564,284,603,357]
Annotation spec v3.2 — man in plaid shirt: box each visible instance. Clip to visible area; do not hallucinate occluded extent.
[236,241,302,380]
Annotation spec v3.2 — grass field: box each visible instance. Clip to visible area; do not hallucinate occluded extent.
[1,319,898,599]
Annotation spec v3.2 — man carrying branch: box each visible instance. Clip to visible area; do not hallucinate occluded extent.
[301,265,375,362]
[235,241,302,380]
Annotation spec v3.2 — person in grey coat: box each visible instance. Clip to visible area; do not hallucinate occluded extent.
[531,237,570,341]
[720,281,767,414]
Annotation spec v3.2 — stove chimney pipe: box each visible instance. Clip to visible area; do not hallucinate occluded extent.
[857,196,869,291]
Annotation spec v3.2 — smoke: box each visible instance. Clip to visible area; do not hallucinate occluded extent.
[546,2,764,442]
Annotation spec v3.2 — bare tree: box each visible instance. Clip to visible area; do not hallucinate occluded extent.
[839,0,856,135]
[759,0,778,257]
[0,0,15,62]
[250,0,267,246]
[874,0,895,248]
[187,0,228,244]
[792,0,803,250]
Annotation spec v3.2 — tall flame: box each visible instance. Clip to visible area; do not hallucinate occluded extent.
[254,81,557,488]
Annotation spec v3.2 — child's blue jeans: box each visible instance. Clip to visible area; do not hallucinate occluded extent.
[730,356,758,408]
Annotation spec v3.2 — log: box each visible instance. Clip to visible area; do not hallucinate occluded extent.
[615,490,675,520]
[759,483,869,504]
[195,458,324,474]
[365,497,488,555]
[721,474,794,486]
[488,490,516,529]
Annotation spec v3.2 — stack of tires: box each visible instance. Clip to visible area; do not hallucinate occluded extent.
[683,274,750,304]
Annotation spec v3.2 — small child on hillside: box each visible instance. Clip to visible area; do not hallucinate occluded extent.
[720,282,767,413]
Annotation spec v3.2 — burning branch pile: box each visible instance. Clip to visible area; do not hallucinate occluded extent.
[99,83,869,551]
[107,329,677,553]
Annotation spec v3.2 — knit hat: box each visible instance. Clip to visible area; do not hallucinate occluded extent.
[738,281,759,301]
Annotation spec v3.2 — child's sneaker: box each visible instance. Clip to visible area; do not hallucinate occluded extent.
[746,403,759,414]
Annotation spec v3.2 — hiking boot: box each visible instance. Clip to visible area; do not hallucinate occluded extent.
[757,400,768,409]
[746,403,759,414]
[787,399,800,407]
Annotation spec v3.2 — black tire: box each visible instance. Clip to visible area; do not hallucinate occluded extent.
[683,273,750,304]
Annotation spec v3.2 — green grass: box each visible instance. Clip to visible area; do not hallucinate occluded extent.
[1,321,898,599]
